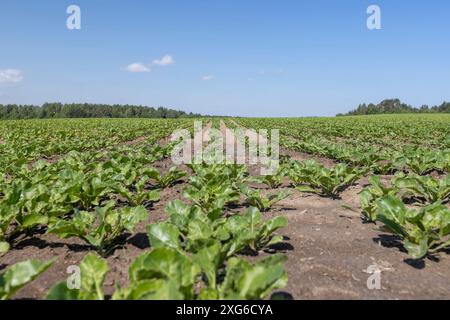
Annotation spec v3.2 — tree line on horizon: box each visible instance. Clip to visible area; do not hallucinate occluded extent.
[338,99,450,116]
[0,103,203,119]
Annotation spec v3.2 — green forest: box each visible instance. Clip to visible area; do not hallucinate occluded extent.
[339,99,450,116]
[0,103,202,119]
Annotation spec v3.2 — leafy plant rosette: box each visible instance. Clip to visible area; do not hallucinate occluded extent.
[143,166,186,189]
[1,259,55,300]
[47,253,108,300]
[182,173,240,212]
[359,175,400,222]
[393,173,450,204]
[291,160,367,197]
[47,201,149,256]
[147,201,288,259]
[375,195,450,260]
[47,247,288,300]
[114,247,288,300]
[240,185,292,212]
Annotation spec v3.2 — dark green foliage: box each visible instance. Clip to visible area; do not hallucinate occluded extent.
[339,99,450,116]
[0,103,203,119]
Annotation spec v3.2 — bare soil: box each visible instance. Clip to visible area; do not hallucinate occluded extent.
[265,185,450,300]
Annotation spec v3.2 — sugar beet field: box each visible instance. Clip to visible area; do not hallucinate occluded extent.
[1,115,450,300]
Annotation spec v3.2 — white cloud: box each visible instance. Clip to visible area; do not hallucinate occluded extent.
[152,55,174,66]
[126,55,174,73]
[202,75,214,81]
[0,69,24,83]
[126,63,151,73]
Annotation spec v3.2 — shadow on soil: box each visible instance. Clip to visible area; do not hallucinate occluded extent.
[127,232,150,250]
[373,234,406,253]
[404,259,425,269]
[267,236,294,252]
[14,237,91,252]
[270,291,294,300]
[374,234,450,270]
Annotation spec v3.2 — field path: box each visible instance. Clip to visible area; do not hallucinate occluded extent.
[220,120,236,154]
[185,120,213,161]
[230,118,337,168]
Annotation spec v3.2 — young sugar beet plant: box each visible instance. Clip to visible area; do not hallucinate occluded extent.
[251,160,289,189]
[47,247,287,300]
[54,169,115,210]
[254,174,284,189]
[437,151,450,172]
[239,184,292,212]
[223,207,288,252]
[144,166,186,189]
[188,163,250,192]
[0,180,70,255]
[222,164,251,191]
[285,159,314,187]
[47,200,149,257]
[290,160,367,198]
[195,250,288,300]
[113,175,160,206]
[375,195,450,260]
[359,175,400,222]
[47,253,108,300]
[119,249,287,300]
[147,201,288,259]
[394,148,441,175]
[182,168,240,212]
[393,173,450,204]
[1,259,55,300]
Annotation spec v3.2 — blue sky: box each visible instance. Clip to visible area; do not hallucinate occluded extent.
[0,0,449,117]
